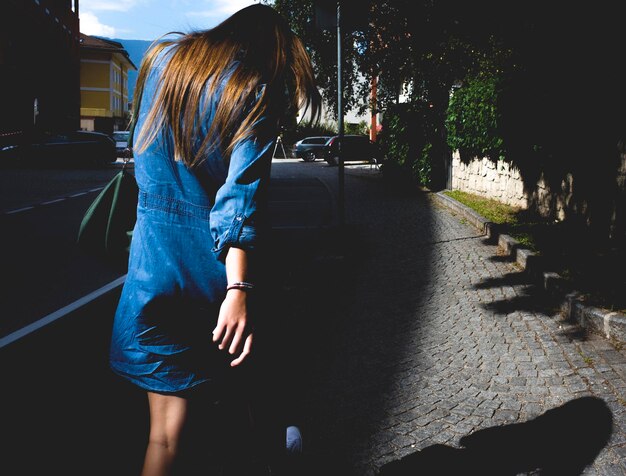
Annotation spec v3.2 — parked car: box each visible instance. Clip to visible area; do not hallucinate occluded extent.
[112,130,133,158]
[323,134,382,166]
[24,130,117,167]
[293,136,332,162]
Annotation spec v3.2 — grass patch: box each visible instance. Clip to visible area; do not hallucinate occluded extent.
[444,190,537,251]
[445,189,519,224]
[578,351,594,366]
[443,189,626,314]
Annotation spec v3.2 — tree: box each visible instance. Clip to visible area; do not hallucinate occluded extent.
[269,0,481,188]
[270,0,369,120]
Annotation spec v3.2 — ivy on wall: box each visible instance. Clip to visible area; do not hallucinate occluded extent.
[446,71,505,161]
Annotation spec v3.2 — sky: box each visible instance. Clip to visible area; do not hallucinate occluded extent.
[79,0,367,123]
[79,0,262,41]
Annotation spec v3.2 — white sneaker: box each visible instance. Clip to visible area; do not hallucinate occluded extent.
[286,425,303,454]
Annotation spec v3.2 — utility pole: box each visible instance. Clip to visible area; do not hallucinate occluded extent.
[336,2,344,228]
[314,0,369,229]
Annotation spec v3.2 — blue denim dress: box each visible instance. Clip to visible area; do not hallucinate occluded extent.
[109,49,276,394]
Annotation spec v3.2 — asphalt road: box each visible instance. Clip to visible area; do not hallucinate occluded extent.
[0,157,340,476]
[0,158,337,341]
[0,163,129,338]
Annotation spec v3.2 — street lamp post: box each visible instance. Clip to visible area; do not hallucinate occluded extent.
[315,0,369,229]
[336,2,345,228]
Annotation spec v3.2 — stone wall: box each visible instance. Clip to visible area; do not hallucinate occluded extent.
[449,150,626,239]
[450,151,528,209]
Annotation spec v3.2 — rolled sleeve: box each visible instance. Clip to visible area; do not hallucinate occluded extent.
[209,121,276,262]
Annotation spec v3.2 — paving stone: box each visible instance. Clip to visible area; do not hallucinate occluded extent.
[567,379,591,393]
[595,464,626,476]
[390,434,416,450]
[285,166,626,475]
[472,405,496,418]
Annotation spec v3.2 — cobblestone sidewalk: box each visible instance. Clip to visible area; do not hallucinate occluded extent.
[272,164,626,476]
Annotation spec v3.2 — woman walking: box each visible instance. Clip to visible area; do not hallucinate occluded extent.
[109,4,320,474]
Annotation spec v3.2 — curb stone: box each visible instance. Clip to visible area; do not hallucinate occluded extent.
[432,189,626,345]
[563,293,626,344]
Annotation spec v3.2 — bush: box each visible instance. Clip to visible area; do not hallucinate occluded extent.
[345,120,369,136]
[445,67,506,161]
[378,102,437,187]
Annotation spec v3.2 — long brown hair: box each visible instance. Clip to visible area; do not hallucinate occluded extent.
[132,4,321,168]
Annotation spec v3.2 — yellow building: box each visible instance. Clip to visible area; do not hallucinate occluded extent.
[79,33,136,134]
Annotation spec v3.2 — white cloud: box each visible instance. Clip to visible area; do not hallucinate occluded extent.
[212,0,260,15]
[186,0,259,19]
[80,11,116,37]
[80,0,141,12]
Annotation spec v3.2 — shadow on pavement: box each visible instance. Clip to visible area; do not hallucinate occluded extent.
[2,168,439,475]
[473,261,564,318]
[1,287,149,476]
[481,283,563,317]
[262,175,439,475]
[474,270,533,288]
[377,396,613,476]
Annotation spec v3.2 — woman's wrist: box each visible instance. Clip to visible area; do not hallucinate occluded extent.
[225,287,249,301]
[226,281,255,292]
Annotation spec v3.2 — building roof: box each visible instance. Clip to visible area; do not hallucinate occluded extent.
[79,33,137,70]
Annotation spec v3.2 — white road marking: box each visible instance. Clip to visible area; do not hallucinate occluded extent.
[0,275,126,349]
[6,206,35,214]
[3,187,105,216]
[40,198,65,205]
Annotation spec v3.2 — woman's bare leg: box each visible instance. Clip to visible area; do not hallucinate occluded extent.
[141,391,188,476]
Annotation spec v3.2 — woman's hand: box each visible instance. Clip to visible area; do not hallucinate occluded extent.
[213,288,253,367]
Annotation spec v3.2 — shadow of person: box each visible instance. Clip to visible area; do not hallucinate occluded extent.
[378,396,613,476]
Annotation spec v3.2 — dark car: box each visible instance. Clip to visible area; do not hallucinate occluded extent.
[112,130,133,158]
[24,130,117,167]
[323,134,382,166]
[293,136,332,162]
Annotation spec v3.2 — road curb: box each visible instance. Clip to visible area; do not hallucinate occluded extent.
[432,189,626,345]
[563,293,626,344]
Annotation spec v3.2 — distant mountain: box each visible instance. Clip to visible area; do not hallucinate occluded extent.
[109,38,154,101]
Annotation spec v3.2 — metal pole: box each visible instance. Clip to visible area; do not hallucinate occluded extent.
[337,1,345,228]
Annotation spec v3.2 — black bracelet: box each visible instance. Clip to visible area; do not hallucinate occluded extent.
[226,281,255,291]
